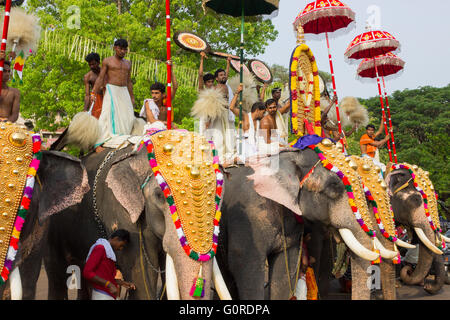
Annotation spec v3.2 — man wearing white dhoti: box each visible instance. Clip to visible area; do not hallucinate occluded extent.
[91,39,136,151]
[229,85,267,163]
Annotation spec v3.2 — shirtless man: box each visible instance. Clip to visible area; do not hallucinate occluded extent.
[259,99,279,144]
[214,56,232,102]
[0,61,20,123]
[83,52,104,118]
[141,60,178,128]
[91,39,136,151]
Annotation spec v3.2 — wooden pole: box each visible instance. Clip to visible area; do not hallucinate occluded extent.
[165,0,172,129]
[0,0,12,96]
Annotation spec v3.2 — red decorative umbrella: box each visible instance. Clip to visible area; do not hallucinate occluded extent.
[357,53,405,163]
[346,28,401,163]
[294,0,355,146]
[345,29,400,60]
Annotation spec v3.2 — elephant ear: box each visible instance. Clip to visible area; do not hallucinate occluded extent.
[247,152,303,215]
[37,151,90,223]
[106,152,149,224]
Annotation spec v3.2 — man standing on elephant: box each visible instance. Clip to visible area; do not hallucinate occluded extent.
[83,52,104,118]
[91,39,136,152]
[83,229,136,300]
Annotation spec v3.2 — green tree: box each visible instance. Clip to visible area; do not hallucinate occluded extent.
[358,85,450,209]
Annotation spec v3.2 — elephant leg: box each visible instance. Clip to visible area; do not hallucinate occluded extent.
[227,248,266,299]
[44,245,69,300]
[268,246,300,300]
[380,262,396,300]
[317,235,332,298]
[19,251,43,300]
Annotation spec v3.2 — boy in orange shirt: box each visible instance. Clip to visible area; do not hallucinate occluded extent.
[359,120,391,158]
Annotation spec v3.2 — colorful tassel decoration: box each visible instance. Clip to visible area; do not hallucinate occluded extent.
[189,264,205,298]
[392,243,401,264]
[371,240,381,265]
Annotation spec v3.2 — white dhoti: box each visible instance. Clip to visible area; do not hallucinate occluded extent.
[275,111,289,145]
[95,84,135,147]
[204,113,236,164]
[91,289,115,300]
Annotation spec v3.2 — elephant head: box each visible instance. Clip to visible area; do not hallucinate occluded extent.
[387,163,447,294]
[245,139,383,299]
[106,130,231,300]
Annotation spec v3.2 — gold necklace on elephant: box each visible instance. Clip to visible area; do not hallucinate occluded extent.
[143,130,224,298]
[391,163,445,249]
[0,122,42,285]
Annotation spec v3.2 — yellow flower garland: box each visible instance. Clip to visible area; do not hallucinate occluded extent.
[290,44,321,137]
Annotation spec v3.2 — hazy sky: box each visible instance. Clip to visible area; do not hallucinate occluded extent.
[257,0,450,99]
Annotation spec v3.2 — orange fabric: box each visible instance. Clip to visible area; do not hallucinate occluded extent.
[91,92,104,119]
[359,133,376,158]
[305,267,318,300]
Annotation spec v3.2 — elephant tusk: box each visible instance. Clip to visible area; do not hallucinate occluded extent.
[212,258,232,300]
[414,228,443,255]
[374,238,398,259]
[165,254,180,300]
[9,267,22,300]
[395,238,416,249]
[338,228,380,262]
[441,234,450,243]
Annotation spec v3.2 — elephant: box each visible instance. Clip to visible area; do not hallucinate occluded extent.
[0,150,89,300]
[216,142,385,300]
[43,131,231,300]
[387,164,449,294]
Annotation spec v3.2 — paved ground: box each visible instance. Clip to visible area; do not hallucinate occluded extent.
[33,264,450,300]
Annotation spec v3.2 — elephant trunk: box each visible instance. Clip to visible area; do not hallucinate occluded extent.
[400,233,433,285]
[423,254,445,294]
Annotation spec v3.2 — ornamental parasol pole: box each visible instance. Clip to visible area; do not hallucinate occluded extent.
[0,0,12,96]
[165,0,172,130]
[374,60,393,162]
[238,0,244,155]
[381,75,397,163]
[325,32,345,147]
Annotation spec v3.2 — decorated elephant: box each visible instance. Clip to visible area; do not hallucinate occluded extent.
[216,138,389,300]
[387,163,449,294]
[349,155,415,300]
[43,130,231,300]
[0,123,89,300]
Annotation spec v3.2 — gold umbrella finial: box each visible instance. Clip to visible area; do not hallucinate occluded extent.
[296,24,305,44]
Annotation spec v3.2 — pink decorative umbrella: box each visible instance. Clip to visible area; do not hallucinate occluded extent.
[357,52,405,163]
[345,28,401,163]
[294,0,355,146]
